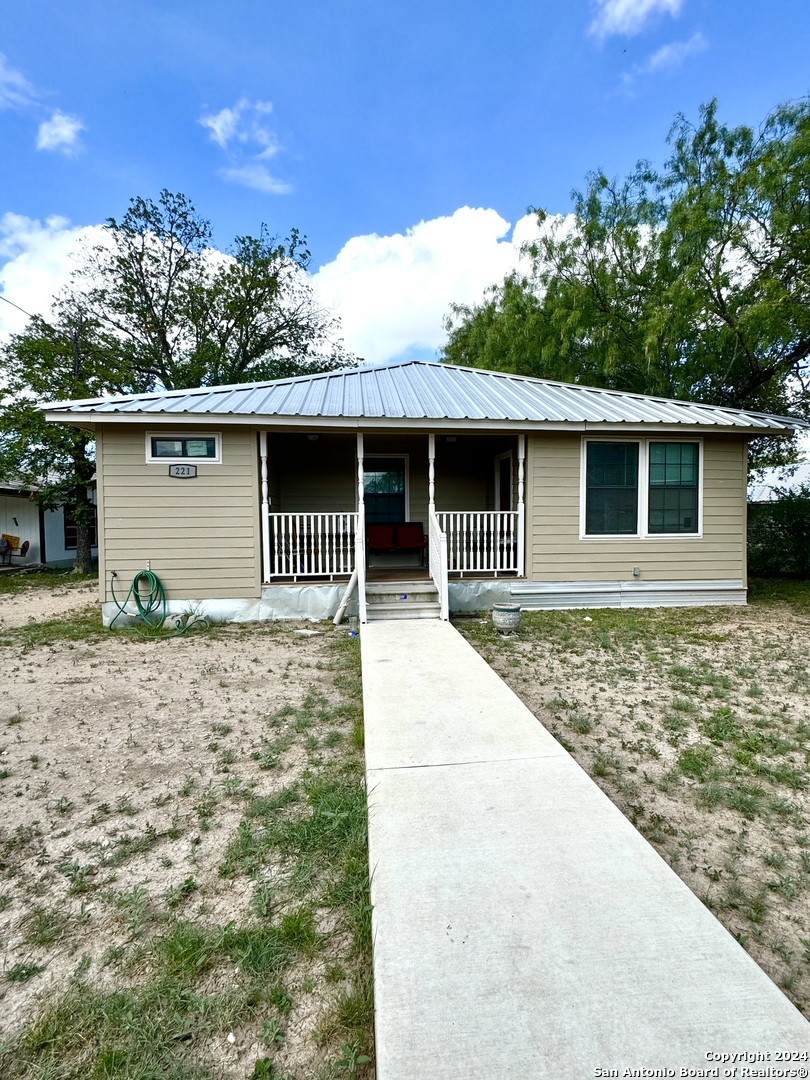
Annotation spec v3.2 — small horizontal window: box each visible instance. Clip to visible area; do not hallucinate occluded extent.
[146,433,221,464]
[151,437,216,459]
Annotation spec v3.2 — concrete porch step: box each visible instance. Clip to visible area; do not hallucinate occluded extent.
[366,580,437,597]
[365,580,441,621]
[366,600,442,621]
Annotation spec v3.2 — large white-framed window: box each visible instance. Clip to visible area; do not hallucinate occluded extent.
[146,432,222,464]
[580,438,703,539]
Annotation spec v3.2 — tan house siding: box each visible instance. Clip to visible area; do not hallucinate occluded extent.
[98,425,261,602]
[527,433,747,583]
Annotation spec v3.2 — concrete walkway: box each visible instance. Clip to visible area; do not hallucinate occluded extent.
[361,619,810,1080]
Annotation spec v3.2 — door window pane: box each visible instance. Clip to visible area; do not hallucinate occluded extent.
[364,458,406,523]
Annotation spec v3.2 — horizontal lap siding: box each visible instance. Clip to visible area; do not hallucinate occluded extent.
[99,425,260,601]
[527,434,746,583]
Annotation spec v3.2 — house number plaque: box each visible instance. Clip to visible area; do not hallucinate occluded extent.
[168,464,198,479]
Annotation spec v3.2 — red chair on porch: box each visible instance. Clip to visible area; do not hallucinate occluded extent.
[395,523,427,565]
[367,524,396,553]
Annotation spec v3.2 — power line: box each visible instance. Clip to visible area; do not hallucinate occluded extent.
[0,293,37,320]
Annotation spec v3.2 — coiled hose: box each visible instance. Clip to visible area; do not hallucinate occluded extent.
[109,569,210,636]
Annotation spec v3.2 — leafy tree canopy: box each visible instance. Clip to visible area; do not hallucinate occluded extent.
[70,189,355,390]
[0,190,355,568]
[443,99,810,444]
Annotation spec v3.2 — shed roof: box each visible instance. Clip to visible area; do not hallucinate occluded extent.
[43,359,809,433]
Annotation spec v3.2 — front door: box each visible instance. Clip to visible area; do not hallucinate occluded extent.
[364,456,408,523]
[495,452,513,511]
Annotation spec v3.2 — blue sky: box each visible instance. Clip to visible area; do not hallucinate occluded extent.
[1,0,809,362]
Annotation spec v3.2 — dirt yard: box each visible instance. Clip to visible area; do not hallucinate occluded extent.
[0,575,372,1079]
[459,584,810,1017]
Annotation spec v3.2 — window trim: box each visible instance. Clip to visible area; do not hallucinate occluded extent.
[145,432,222,465]
[579,437,703,540]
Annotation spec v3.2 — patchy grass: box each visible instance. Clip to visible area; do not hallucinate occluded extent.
[0,568,98,597]
[0,602,372,1079]
[458,579,810,1014]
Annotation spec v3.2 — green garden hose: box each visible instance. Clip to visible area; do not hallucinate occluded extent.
[109,569,210,636]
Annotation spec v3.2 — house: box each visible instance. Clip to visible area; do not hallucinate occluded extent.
[0,482,98,569]
[43,360,809,625]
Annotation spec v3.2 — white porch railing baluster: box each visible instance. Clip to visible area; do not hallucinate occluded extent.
[265,513,358,582]
[434,511,519,575]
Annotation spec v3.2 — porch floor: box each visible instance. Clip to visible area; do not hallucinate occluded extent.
[360,620,810,1078]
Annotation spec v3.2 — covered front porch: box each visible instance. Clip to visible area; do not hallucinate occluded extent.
[258,430,526,622]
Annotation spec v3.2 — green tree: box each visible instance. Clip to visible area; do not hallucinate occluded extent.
[71,190,353,390]
[443,99,810,451]
[0,308,134,572]
[1,190,354,570]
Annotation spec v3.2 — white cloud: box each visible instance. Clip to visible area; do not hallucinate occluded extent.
[219,163,292,195]
[0,205,553,365]
[640,31,707,72]
[0,53,38,110]
[0,214,105,338]
[36,110,84,153]
[621,30,707,87]
[589,0,683,40]
[200,97,276,150]
[201,98,288,193]
[312,207,546,364]
[200,104,240,149]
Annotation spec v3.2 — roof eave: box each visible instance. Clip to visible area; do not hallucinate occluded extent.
[43,410,799,436]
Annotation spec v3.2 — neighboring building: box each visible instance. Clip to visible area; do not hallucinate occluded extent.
[43,360,809,624]
[748,461,810,503]
[0,482,98,568]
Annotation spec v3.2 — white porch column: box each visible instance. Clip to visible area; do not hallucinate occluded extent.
[260,431,271,583]
[517,434,526,578]
[357,433,365,514]
[428,433,436,512]
[356,433,367,623]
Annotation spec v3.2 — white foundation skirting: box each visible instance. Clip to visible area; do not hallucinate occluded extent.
[102,584,358,628]
[102,578,746,627]
[510,579,746,610]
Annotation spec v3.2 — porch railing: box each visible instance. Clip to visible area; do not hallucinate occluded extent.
[428,510,449,620]
[267,513,357,581]
[437,511,519,576]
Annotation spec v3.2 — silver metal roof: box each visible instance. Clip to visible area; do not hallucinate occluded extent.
[43,359,809,432]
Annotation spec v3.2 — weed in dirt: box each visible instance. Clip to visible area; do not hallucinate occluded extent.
[6,962,46,984]
[165,876,199,910]
[22,906,72,947]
